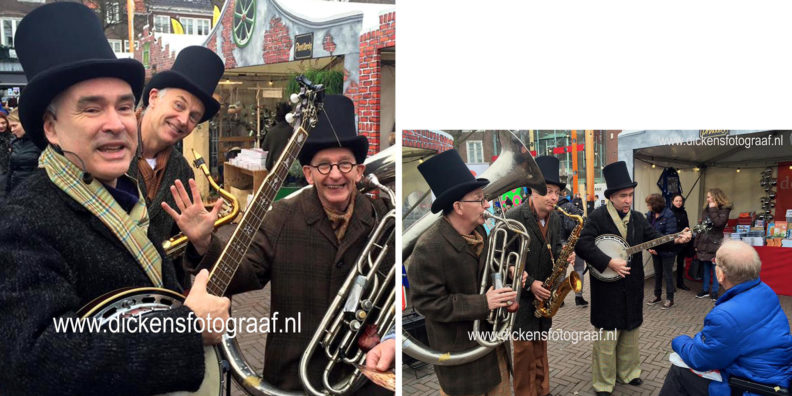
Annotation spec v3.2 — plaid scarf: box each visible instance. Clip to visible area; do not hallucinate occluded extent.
[39,146,163,287]
[323,189,357,241]
[461,230,485,257]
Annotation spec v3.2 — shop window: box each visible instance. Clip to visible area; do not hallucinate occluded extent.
[467,140,484,164]
[180,18,211,35]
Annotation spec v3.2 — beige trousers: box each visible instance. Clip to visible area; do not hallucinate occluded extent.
[591,327,641,393]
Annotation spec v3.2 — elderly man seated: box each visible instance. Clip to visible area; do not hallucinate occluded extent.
[659,240,792,396]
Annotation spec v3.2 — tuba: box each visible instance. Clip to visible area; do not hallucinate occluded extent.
[224,146,396,396]
[162,149,240,258]
[402,130,546,365]
[533,206,583,318]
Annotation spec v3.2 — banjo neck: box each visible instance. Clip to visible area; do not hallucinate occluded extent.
[624,231,682,256]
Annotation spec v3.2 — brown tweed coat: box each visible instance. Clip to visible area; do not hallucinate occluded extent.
[197,187,392,394]
[406,218,502,396]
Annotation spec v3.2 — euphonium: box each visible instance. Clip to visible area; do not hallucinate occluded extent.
[402,130,546,365]
[471,212,530,347]
[162,149,240,258]
[533,205,583,318]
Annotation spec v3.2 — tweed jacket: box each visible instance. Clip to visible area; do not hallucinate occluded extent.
[505,203,563,334]
[196,187,392,393]
[574,206,668,330]
[0,169,205,396]
[406,218,500,396]
[128,148,195,286]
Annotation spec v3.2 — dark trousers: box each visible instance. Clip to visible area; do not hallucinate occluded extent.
[675,252,687,286]
[653,254,675,301]
[659,365,710,396]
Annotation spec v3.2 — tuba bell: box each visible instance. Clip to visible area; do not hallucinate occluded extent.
[223,146,396,396]
[402,131,545,365]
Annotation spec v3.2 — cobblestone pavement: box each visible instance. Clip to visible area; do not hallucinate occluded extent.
[402,276,792,396]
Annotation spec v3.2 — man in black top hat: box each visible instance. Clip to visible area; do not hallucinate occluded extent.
[191,94,395,394]
[407,149,517,396]
[128,46,226,283]
[505,155,573,396]
[0,3,230,395]
[574,161,691,396]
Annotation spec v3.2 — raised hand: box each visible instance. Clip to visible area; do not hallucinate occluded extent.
[162,179,223,255]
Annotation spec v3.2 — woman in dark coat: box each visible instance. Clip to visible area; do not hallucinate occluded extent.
[5,109,42,195]
[645,193,679,308]
[0,113,10,196]
[669,194,692,290]
[694,188,732,301]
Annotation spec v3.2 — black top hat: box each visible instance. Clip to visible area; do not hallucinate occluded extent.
[603,161,637,198]
[15,2,145,150]
[535,155,566,191]
[297,95,368,166]
[142,46,223,122]
[418,149,489,214]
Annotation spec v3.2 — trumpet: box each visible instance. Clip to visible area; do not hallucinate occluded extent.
[161,149,239,258]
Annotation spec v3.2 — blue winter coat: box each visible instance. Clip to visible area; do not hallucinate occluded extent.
[671,279,792,396]
[646,207,678,257]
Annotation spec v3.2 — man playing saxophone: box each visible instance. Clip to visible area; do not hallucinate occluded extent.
[407,149,517,396]
[505,155,574,396]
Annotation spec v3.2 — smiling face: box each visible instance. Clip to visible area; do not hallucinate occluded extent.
[142,87,204,156]
[303,147,364,212]
[42,77,138,187]
[673,195,684,208]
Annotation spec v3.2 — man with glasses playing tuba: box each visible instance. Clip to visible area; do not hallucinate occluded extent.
[188,95,395,394]
[407,149,517,396]
[505,155,574,396]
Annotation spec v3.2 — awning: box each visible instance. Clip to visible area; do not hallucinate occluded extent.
[0,72,27,86]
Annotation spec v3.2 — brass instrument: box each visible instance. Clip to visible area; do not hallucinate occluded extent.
[472,212,530,347]
[533,206,583,318]
[299,173,396,396]
[224,145,395,396]
[161,149,240,258]
[402,130,546,365]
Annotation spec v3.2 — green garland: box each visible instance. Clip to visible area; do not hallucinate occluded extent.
[287,70,344,96]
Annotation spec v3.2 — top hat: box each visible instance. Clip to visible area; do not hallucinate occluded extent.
[418,149,489,214]
[297,95,368,165]
[603,161,638,198]
[535,155,566,191]
[15,2,145,149]
[142,46,224,123]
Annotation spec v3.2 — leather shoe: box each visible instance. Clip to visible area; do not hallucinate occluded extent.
[629,378,643,386]
[677,284,691,291]
[595,392,612,396]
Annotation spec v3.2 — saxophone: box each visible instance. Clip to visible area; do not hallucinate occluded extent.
[533,205,584,318]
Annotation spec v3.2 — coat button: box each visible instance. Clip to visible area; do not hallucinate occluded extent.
[336,261,344,268]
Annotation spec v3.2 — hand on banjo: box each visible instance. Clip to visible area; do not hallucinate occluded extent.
[608,258,630,278]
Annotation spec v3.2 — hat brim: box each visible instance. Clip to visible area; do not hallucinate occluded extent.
[20,58,144,150]
[142,70,220,123]
[431,178,490,213]
[298,135,368,166]
[604,182,638,199]
[548,181,566,191]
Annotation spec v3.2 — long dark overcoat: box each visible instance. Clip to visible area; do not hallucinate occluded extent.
[574,206,670,330]
[0,170,205,395]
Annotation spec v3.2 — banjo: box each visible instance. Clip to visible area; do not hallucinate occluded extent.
[76,76,324,396]
[588,221,711,282]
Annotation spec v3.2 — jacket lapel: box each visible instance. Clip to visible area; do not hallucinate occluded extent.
[335,193,375,263]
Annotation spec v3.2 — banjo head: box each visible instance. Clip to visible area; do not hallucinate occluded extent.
[589,234,631,282]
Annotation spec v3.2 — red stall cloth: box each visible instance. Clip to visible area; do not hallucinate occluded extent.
[756,246,792,296]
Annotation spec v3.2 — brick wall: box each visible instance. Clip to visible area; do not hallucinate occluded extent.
[205,0,236,69]
[402,130,454,153]
[135,26,178,79]
[263,16,291,64]
[344,11,395,156]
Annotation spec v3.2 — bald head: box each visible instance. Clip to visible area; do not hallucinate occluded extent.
[715,240,761,286]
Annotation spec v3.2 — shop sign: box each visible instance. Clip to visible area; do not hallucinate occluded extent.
[294,33,313,60]
[699,130,730,139]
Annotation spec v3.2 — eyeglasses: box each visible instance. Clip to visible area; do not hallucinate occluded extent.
[458,198,488,206]
[309,161,357,175]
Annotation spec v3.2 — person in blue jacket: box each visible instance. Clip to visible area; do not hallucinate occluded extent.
[659,240,792,396]
[645,193,679,309]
